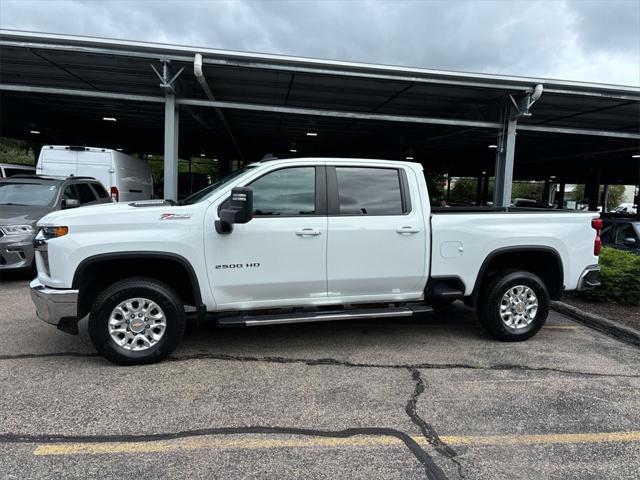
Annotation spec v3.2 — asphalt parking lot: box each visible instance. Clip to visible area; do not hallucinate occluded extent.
[1,276,639,480]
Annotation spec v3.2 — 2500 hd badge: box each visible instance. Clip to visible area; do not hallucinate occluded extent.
[215,262,261,269]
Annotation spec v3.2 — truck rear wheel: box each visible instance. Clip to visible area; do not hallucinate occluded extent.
[88,277,185,365]
[478,270,549,342]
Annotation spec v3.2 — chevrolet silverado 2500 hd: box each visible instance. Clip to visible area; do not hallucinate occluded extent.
[29,158,602,365]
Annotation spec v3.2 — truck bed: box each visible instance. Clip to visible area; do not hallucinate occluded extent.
[429,209,599,295]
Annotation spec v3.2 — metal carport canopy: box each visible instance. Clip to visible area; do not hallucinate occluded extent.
[0,29,638,202]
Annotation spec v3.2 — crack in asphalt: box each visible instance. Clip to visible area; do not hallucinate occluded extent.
[2,351,637,478]
[406,368,466,480]
[1,351,636,379]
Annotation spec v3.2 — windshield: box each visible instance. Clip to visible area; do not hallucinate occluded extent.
[181,166,256,205]
[0,182,59,206]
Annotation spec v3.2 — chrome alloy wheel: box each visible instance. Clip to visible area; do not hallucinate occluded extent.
[108,298,167,351]
[499,285,538,329]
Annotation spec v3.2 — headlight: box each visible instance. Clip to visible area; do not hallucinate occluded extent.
[0,224,35,235]
[41,226,69,239]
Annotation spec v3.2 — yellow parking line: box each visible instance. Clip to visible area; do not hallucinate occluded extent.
[32,431,640,456]
[440,431,640,446]
[33,436,403,456]
[544,325,577,330]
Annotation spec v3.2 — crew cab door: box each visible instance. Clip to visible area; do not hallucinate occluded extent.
[206,165,328,309]
[326,165,428,301]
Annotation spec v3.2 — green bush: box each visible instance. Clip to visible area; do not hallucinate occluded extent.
[578,246,640,305]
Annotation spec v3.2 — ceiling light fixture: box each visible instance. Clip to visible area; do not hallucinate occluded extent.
[30,130,40,134]
[488,144,498,149]
[290,149,298,153]
[632,154,640,159]
[306,132,318,137]
[200,153,206,157]
[103,117,117,122]
[116,148,123,151]
[405,156,414,160]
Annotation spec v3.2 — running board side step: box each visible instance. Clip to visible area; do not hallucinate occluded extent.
[217,304,433,327]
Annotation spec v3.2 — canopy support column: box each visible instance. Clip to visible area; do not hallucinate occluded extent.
[153,60,183,202]
[494,85,543,208]
[163,92,179,201]
[493,113,517,207]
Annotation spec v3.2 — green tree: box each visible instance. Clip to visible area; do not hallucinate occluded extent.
[426,174,447,202]
[449,177,478,204]
[511,181,544,201]
[606,185,626,210]
[0,137,36,165]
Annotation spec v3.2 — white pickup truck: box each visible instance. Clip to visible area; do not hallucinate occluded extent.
[29,158,602,365]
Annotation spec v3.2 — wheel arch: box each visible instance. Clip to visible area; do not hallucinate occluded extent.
[73,251,203,319]
[469,246,564,305]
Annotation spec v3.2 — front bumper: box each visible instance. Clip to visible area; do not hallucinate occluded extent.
[577,265,601,291]
[0,234,35,270]
[29,278,78,327]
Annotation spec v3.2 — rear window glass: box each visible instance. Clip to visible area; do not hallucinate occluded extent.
[0,182,58,206]
[91,183,109,199]
[336,167,404,215]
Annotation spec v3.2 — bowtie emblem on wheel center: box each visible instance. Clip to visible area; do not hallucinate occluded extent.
[129,318,146,333]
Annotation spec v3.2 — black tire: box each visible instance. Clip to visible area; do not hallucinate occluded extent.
[477,270,549,342]
[88,277,185,365]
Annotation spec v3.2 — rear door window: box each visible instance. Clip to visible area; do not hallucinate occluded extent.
[91,183,109,199]
[335,167,405,215]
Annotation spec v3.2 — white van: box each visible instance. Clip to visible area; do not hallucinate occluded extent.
[36,146,153,202]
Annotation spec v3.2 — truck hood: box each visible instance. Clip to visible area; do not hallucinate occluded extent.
[0,204,54,226]
[37,201,197,227]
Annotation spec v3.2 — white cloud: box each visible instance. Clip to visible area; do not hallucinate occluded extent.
[0,0,638,85]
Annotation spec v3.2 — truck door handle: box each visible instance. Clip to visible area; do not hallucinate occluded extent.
[396,226,420,235]
[295,228,321,237]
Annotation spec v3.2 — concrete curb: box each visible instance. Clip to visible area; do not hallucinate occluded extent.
[552,301,640,348]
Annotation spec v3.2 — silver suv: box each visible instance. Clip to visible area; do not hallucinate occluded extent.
[0,175,111,272]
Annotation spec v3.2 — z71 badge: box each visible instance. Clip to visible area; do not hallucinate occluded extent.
[159,213,192,220]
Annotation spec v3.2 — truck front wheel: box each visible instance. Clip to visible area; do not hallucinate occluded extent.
[478,270,549,342]
[88,277,185,365]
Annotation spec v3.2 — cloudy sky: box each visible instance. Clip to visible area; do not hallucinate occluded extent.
[1,0,638,85]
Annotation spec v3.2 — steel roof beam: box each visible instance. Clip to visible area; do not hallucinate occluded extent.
[0,83,165,103]
[2,32,639,100]
[177,96,503,129]
[1,82,638,139]
[517,124,640,140]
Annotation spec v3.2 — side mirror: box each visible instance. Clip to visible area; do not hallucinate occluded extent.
[62,198,80,209]
[623,237,638,247]
[215,187,253,234]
